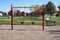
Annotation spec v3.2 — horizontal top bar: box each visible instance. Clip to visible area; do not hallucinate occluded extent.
[12,6,41,8]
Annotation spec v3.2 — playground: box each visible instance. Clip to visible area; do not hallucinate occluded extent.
[0,25,60,40]
[0,4,60,30]
[0,0,60,40]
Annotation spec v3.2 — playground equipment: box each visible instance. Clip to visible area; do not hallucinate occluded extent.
[10,4,45,30]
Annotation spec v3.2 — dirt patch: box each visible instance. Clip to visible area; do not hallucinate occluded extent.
[0,25,60,40]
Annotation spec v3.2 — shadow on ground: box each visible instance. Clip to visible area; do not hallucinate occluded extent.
[47,30,60,34]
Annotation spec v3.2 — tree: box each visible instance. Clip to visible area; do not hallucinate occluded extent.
[2,12,7,16]
[45,1,56,16]
[21,11,25,16]
[8,10,12,16]
[30,5,43,17]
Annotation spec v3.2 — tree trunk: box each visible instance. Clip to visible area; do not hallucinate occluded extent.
[49,15,51,20]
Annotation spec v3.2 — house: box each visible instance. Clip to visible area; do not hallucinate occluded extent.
[0,13,3,16]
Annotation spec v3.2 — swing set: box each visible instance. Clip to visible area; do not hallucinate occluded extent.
[10,4,45,30]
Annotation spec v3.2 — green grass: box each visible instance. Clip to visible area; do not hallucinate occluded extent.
[13,16,42,25]
[0,16,60,25]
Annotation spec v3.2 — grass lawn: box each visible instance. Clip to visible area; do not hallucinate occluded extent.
[0,16,60,25]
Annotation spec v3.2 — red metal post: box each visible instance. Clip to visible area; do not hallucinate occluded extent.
[42,5,45,30]
[11,4,13,30]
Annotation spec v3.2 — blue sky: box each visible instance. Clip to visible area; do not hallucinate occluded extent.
[0,0,60,12]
